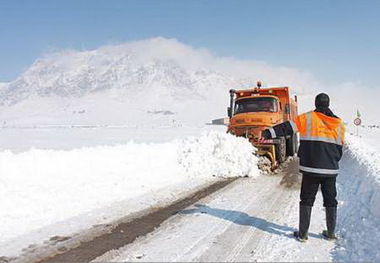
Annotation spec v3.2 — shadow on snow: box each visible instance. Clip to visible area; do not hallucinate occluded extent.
[180,204,321,239]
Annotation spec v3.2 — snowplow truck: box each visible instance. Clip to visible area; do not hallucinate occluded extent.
[227,82,298,169]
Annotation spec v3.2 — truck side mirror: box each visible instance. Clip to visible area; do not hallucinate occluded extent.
[227,107,232,118]
[285,104,290,114]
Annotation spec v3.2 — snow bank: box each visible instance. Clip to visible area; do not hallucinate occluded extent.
[178,131,259,178]
[0,131,260,256]
[334,134,380,261]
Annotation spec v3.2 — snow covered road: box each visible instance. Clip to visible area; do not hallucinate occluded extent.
[94,160,335,262]
[3,132,380,262]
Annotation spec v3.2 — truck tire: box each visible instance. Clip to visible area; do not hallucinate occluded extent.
[276,137,286,164]
[286,134,297,156]
[294,133,299,155]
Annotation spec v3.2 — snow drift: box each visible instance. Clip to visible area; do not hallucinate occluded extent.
[178,131,259,178]
[0,131,260,257]
[334,134,380,261]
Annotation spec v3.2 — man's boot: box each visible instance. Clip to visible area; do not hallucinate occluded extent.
[322,207,337,240]
[293,205,312,242]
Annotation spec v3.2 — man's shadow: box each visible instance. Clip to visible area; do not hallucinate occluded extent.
[180,204,320,239]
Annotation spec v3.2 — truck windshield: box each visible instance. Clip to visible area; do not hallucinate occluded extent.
[234,97,278,114]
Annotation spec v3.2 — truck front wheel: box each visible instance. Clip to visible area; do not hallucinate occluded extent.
[276,137,286,164]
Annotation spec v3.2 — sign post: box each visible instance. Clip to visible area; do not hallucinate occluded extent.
[354,117,361,136]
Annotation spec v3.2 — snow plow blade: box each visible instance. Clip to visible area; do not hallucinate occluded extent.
[255,143,277,170]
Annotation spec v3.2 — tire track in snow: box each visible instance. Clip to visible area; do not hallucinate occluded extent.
[225,182,287,262]
[94,158,337,262]
[34,178,237,263]
[197,172,294,262]
[177,179,264,262]
[96,178,261,262]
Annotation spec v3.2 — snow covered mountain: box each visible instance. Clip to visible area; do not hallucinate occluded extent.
[0,82,9,94]
[2,37,376,126]
[2,46,242,103]
[0,38,261,126]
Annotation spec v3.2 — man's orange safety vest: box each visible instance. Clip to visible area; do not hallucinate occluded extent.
[267,111,345,176]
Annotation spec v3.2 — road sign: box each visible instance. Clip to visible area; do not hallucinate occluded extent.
[354,117,361,126]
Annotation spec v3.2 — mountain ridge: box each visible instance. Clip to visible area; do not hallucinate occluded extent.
[1,38,251,105]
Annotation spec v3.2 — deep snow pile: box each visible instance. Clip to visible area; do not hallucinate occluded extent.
[335,133,380,261]
[0,131,260,256]
[344,133,380,183]
[178,131,259,177]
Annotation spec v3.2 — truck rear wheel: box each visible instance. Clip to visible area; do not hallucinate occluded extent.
[276,137,286,164]
[286,134,298,156]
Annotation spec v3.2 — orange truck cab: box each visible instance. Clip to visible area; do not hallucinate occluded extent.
[227,82,298,168]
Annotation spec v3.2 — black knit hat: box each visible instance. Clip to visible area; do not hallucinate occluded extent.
[315,93,330,109]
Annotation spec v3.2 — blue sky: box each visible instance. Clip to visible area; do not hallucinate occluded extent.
[1,0,379,86]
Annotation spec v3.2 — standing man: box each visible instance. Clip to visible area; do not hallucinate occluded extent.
[261,93,345,242]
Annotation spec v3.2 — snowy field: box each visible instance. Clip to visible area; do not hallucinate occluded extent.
[0,125,217,152]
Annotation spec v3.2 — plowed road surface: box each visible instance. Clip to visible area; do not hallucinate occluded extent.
[91,160,335,262]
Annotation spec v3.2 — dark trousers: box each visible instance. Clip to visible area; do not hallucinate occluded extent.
[300,173,338,207]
